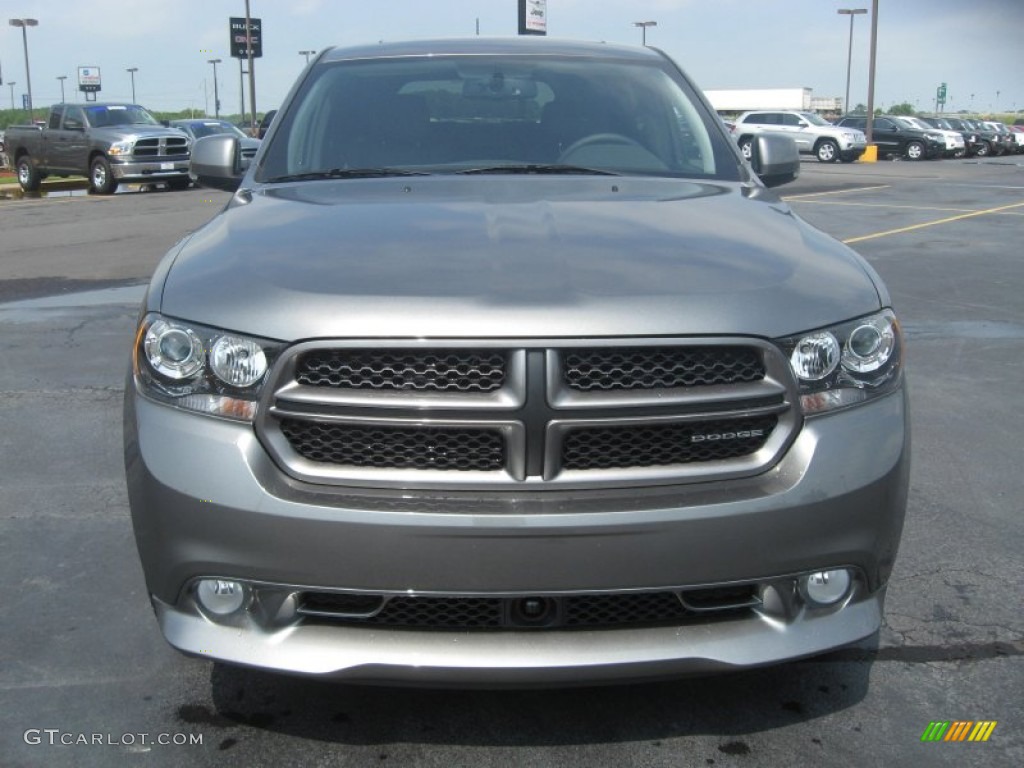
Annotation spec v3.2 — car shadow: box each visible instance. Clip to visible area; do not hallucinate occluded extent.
[186,635,878,749]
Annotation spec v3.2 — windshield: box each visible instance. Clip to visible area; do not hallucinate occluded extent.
[257,54,738,182]
[85,105,160,127]
[800,112,832,126]
[180,120,248,139]
[901,117,930,130]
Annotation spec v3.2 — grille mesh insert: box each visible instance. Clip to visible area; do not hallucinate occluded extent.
[297,589,757,630]
[296,591,756,630]
[279,420,505,471]
[296,350,506,392]
[562,415,778,470]
[564,592,688,626]
[564,347,764,391]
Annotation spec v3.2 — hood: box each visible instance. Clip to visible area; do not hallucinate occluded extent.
[157,176,882,341]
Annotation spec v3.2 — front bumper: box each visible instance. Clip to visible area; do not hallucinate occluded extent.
[112,158,190,181]
[125,385,910,683]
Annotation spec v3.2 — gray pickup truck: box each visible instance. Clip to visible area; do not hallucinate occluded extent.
[6,103,191,194]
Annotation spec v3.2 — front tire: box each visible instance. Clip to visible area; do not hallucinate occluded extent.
[815,139,839,163]
[975,141,990,157]
[905,141,924,161]
[17,155,41,192]
[89,155,118,195]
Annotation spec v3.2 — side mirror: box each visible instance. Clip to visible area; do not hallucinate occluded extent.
[190,135,245,192]
[64,118,84,131]
[160,119,170,127]
[750,133,800,188]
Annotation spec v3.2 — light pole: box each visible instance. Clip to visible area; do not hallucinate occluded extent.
[837,9,866,115]
[9,18,38,119]
[126,67,138,103]
[208,59,222,117]
[299,50,314,64]
[245,0,257,137]
[864,0,879,145]
[8,81,16,110]
[57,75,67,103]
[633,20,657,47]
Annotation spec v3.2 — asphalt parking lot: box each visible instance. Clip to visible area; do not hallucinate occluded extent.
[1,157,1022,767]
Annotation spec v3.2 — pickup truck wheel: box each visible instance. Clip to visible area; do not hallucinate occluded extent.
[815,139,839,163]
[89,156,118,195]
[905,141,924,161]
[975,141,990,157]
[738,137,753,161]
[17,156,42,192]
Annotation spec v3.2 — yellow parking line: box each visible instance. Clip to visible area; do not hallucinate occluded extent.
[793,200,977,213]
[783,185,891,200]
[843,201,1024,244]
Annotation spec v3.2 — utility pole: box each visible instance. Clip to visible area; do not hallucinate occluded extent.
[245,0,257,136]
[864,0,879,145]
[57,75,67,103]
[126,67,138,102]
[633,20,657,47]
[208,59,222,117]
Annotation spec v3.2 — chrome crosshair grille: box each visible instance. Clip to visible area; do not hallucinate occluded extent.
[256,338,801,490]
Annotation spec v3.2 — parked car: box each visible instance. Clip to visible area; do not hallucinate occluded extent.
[257,110,277,139]
[733,110,866,163]
[169,119,260,172]
[978,121,1018,155]
[899,116,964,157]
[924,116,983,157]
[5,103,191,193]
[1008,125,1024,153]
[836,115,943,160]
[126,37,909,685]
[961,119,1005,157]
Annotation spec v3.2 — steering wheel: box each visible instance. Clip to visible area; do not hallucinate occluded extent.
[559,133,646,161]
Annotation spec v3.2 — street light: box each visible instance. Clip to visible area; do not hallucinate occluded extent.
[207,59,222,117]
[126,67,138,103]
[299,50,314,64]
[8,81,16,111]
[633,20,657,47]
[9,18,38,119]
[57,75,67,103]
[837,9,867,115]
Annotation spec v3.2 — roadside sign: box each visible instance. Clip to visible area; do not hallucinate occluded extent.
[230,17,263,59]
[78,66,101,93]
[518,0,547,35]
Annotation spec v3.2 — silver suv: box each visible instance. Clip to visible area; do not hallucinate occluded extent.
[125,38,909,686]
[734,110,867,163]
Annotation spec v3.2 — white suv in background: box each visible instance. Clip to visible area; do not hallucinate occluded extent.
[900,116,965,157]
[733,111,867,163]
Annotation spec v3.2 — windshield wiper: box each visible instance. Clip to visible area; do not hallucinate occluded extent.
[264,168,430,183]
[455,164,620,176]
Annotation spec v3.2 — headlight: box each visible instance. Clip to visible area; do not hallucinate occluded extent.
[133,313,281,421]
[777,310,903,414]
[108,140,134,156]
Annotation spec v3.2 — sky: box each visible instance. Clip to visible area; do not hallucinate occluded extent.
[2,0,1023,116]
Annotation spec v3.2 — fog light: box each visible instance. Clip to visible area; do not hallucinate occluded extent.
[196,579,247,616]
[801,569,851,606]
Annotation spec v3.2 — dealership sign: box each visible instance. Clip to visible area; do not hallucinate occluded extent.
[230,17,262,58]
[519,0,547,35]
[77,66,101,93]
